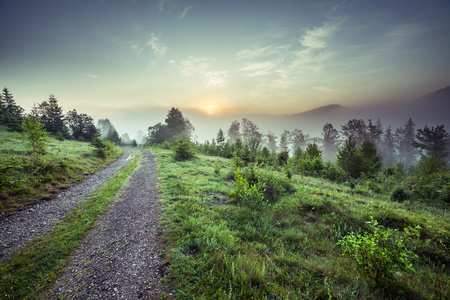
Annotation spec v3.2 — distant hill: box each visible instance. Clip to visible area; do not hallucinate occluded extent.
[412,86,450,106]
[289,104,345,118]
[282,85,450,136]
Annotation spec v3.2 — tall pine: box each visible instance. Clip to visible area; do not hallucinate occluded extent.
[1,87,24,132]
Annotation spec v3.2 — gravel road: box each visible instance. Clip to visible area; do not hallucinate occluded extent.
[0,150,132,259]
[48,150,163,299]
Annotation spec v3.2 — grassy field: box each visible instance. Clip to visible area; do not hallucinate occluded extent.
[150,147,449,299]
[0,151,139,300]
[0,129,122,213]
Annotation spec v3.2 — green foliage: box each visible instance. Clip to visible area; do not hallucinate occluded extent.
[277,150,289,165]
[391,188,410,202]
[306,143,322,158]
[337,138,383,179]
[173,138,196,161]
[21,116,49,155]
[319,161,347,182]
[152,147,449,299]
[230,168,267,208]
[337,217,420,281]
[214,162,221,175]
[0,154,24,189]
[0,154,138,299]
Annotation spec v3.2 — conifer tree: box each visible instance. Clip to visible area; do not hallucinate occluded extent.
[395,118,417,167]
[412,125,449,159]
[1,87,24,131]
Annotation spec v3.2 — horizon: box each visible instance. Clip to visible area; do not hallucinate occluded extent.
[1,0,450,140]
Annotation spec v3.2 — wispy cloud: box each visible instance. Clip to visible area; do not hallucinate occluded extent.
[173,56,227,88]
[130,43,143,55]
[179,6,193,19]
[85,73,100,79]
[385,23,426,39]
[237,45,290,60]
[148,34,167,58]
[205,71,227,88]
[240,59,284,77]
[300,23,336,49]
[178,56,213,76]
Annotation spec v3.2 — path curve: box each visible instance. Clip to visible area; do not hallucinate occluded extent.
[48,150,163,299]
[0,150,132,259]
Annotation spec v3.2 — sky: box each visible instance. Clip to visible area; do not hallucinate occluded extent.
[1,0,449,140]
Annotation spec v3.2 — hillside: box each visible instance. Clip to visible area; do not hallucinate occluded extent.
[152,147,449,299]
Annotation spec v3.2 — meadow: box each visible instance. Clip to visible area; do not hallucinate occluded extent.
[0,129,122,213]
[151,147,449,299]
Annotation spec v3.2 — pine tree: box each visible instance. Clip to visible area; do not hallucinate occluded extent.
[341,119,367,145]
[1,87,24,132]
[382,125,396,167]
[395,118,417,167]
[412,125,449,159]
[33,94,65,135]
[367,118,383,144]
[216,128,225,150]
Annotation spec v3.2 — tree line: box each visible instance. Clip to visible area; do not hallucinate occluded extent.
[0,87,128,145]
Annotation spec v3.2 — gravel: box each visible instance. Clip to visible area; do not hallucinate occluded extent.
[48,150,163,299]
[0,150,132,259]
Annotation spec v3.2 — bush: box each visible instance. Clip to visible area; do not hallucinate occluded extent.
[337,217,420,282]
[173,139,196,161]
[0,154,24,189]
[230,168,267,208]
[21,116,49,155]
[391,188,409,202]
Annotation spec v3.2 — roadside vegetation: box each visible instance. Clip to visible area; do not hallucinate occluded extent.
[0,152,139,299]
[0,128,122,213]
[151,145,449,299]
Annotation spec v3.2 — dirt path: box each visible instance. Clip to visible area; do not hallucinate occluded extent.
[48,150,163,299]
[0,150,132,259]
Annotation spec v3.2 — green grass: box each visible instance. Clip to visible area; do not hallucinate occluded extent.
[150,147,449,299]
[0,151,139,300]
[0,129,122,213]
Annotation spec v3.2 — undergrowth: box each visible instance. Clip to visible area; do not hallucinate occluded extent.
[0,129,122,213]
[0,151,139,299]
[150,147,449,299]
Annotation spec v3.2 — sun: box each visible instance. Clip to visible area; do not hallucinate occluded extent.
[203,105,217,115]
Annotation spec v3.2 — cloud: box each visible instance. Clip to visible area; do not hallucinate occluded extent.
[173,56,227,88]
[178,56,214,76]
[237,45,290,60]
[300,23,336,49]
[148,34,167,58]
[85,73,100,79]
[240,59,284,77]
[205,71,227,88]
[130,43,143,55]
[385,23,425,39]
[180,6,193,19]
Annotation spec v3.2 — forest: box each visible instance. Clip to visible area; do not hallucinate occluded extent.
[1,87,449,299]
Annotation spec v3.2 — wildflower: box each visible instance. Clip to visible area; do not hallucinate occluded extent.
[312,207,315,210]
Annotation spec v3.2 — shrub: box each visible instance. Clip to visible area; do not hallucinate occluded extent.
[230,168,267,208]
[173,139,196,161]
[391,188,409,202]
[21,116,49,155]
[214,162,220,175]
[277,150,289,166]
[0,154,24,189]
[337,217,420,282]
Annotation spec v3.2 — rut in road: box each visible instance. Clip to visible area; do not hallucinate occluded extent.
[0,150,132,259]
[48,150,163,299]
